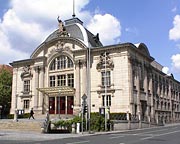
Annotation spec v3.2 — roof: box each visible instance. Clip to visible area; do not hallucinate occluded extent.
[37,86,75,96]
[44,17,103,48]
[0,64,13,74]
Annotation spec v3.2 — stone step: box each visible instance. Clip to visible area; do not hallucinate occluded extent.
[33,113,75,120]
[0,120,43,132]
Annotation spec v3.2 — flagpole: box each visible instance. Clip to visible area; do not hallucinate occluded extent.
[72,0,76,18]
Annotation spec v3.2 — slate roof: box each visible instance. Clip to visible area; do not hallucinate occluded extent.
[44,17,103,48]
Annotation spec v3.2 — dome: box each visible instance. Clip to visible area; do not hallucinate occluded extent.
[44,17,103,48]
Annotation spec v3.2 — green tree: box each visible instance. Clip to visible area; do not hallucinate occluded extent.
[0,68,12,117]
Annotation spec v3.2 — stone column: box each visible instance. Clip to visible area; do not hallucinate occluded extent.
[11,68,18,114]
[149,75,154,118]
[82,60,87,96]
[39,66,45,113]
[128,58,134,113]
[75,60,81,107]
[65,96,67,115]
[33,66,40,109]
[136,66,141,115]
[55,96,57,114]
[144,69,149,118]
[169,82,173,122]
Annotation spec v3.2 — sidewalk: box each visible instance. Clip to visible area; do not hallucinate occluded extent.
[0,129,82,141]
[1,118,180,142]
[0,118,85,141]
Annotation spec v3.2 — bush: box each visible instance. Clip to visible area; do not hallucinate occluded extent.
[7,113,30,119]
[52,113,114,132]
[7,114,14,119]
[90,113,105,131]
[52,116,82,132]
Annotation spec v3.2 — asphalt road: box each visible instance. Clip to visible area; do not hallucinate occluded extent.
[1,124,180,144]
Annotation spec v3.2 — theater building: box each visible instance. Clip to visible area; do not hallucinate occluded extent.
[10,17,180,123]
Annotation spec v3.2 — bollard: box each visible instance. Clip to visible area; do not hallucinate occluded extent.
[71,123,76,134]
[76,123,80,133]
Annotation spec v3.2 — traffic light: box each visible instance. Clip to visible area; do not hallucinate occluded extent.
[83,104,88,114]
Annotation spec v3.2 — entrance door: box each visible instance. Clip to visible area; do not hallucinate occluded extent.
[57,97,65,114]
[60,97,65,114]
[67,96,74,114]
[49,97,55,114]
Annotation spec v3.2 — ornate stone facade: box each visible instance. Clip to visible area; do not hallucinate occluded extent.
[10,18,180,123]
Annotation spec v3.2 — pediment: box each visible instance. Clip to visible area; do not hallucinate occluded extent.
[135,43,150,58]
[31,37,87,59]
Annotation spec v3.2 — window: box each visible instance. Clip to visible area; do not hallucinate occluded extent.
[57,75,66,86]
[49,76,55,87]
[67,57,73,68]
[57,56,66,69]
[101,71,111,86]
[102,95,111,106]
[49,55,73,71]
[24,80,30,92]
[50,59,56,70]
[24,100,29,109]
[68,74,74,87]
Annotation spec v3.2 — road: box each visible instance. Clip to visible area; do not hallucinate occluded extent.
[1,124,180,144]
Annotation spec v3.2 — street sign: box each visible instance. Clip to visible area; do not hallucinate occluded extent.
[82,94,87,100]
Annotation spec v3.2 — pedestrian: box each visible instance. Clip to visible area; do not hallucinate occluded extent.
[29,108,35,119]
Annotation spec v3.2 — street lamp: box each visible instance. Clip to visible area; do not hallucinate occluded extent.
[87,47,91,132]
[58,90,61,119]
[104,52,107,131]
[14,94,18,122]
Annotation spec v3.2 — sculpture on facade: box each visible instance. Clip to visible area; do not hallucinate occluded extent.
[21,65,32,79]
[57,16,69,37]
[96,52,114,71]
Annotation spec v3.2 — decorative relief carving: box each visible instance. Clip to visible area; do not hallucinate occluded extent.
[97,88,115,95]
[75,59,86,68]
[96,52,114,71]
[21,65,33,79]
[48,41,72,58]
[34,65,44,73]
[55,41,71,53]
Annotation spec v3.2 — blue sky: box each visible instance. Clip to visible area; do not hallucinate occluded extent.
[0,0,180,80]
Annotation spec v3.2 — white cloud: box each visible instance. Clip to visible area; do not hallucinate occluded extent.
[169,15,180,41]
[0,29,29,64]
[171,54,180,73]
[87,14,121,45]
[162,67,170,74]
[0,0,122,64]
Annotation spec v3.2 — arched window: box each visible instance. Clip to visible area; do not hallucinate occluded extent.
[50,59,56,70]
[49,55,73,71]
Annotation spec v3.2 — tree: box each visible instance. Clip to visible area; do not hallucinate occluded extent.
[0,67,12,118]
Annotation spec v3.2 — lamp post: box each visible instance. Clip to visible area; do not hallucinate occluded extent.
[14,94,18,122]
[104,52,107,131]
[58,90,60,119]
[87,47,91,132]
